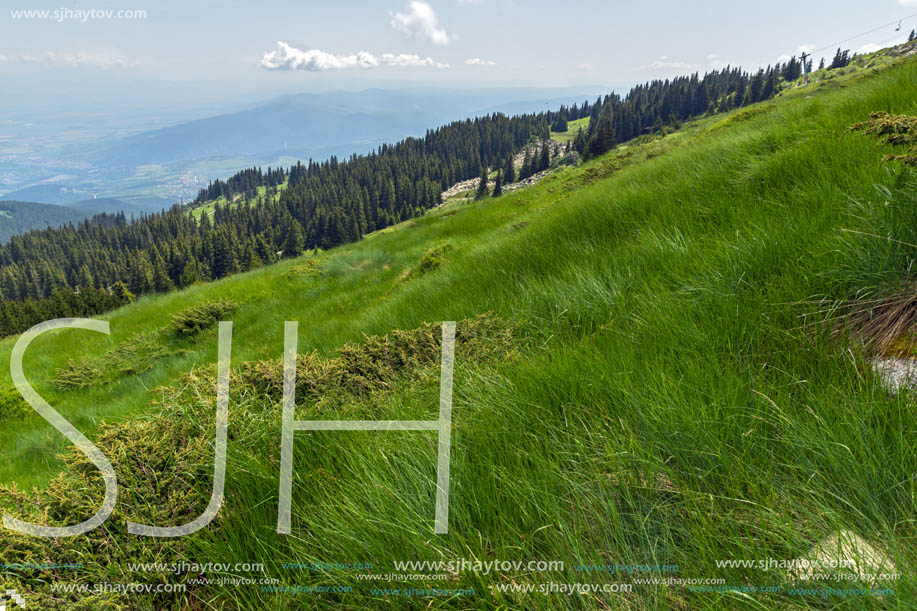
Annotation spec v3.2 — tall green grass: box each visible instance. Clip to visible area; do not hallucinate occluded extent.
[1,56,916,609]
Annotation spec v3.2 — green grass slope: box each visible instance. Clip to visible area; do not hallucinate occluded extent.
[1,55,916,609]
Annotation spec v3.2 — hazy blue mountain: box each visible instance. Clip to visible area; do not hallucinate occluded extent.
[67,198,155,216]
[0,201,97,243]
[93,88,603,168]
[0,185,96,205]
[0,87,605,215]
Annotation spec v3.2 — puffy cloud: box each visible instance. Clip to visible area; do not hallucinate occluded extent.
[261,43,378,70]
[899,0,917,6]
[260,42,448,71]
[464,58,496,66]
[858,42,883,54]
[390,1,452,45]
[381,53,449,68]
[644,57,695,70]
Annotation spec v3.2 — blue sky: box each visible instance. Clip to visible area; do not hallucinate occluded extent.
[1,0,916,94]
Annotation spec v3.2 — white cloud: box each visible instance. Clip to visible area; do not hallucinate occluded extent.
[260,42,448,71]
[464,58,496,66]
[390,1,452,45]
[858,42,883,54]
[642,56,695,70]
[706,53,720,60]
[457,0,484,4]
[899,0,917,6]
[381,53,449,68]
[797,44,815,55]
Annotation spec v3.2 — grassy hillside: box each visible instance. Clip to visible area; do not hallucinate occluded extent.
[551,116,590,143]
[188,179,289,219]
[1,53,916,609]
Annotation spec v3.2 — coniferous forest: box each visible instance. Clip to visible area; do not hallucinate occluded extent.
[0,58,822,338]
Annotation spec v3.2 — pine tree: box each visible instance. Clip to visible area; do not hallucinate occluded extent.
[910,29,916,42]
[475,166,489,199]
[520,149,532,180]
[573,126,588,155]
[539,140,551,172]
[818,58,826,70]
[587,113,616,159]
[283,220,305,257]
[761,69,777,100]
[503,154,516,184]
[179,261,200,288]
[111,281,134,305]
[492,170,503,197]
[152,253,174,292]
[829,48,850,69]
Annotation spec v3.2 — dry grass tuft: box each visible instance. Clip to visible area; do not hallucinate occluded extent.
[848,111,917,165]
[831,284,917,356]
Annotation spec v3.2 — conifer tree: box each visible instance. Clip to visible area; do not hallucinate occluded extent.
[283,221,305,257]
[520,148,533,180]
[761,69,777,100]
[179,261,200,288]
[492,170,503,197]
[503,154,516,184]
[587,113,616,159]
[152,253,174,292]
[910,29,916,42]
[111,281,134,304]
[539,140,551,172]
[475,166,489,199]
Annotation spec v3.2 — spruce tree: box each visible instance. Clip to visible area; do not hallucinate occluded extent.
[761,69,777,100]
[539,140,551,172]
[492,170,503,197]
[152,254,174,292]
[587,114,616,159]
[179,261,200,288]
[910,29,916,42]
[283,221,305,257]
[520,149,533,180]
[475,166,489,199]
[111,281,135,305]
[503,154,516,184]
[573,126,588,155]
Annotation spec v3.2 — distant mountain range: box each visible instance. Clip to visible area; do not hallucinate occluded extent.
[0,196,177,243]
[92,88,601,168]
[0,200,94,243]
[0,87,603,238]
[0,185,173,213]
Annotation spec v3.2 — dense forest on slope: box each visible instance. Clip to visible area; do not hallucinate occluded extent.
[0,57,821,338]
